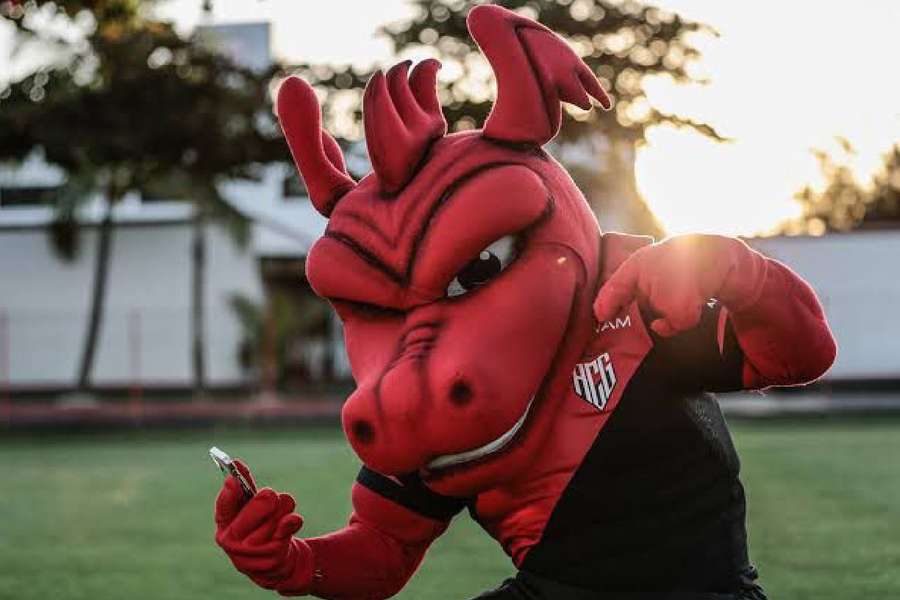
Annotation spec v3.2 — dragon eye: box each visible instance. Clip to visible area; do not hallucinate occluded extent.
[446,235,517,298]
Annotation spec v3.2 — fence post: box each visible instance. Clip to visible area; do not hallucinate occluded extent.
[0,309,10,426]
[128,308,143,421]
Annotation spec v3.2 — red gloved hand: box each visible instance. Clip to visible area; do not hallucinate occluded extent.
[594,234,768,337]
[214,460,315,595]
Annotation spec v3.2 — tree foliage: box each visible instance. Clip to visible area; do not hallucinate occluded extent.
[278,0,717,236]
[788,141,900,234]
[230,291,331,389]
[0,0,285,206]
[284,0,719,145]
[0,0,289,392]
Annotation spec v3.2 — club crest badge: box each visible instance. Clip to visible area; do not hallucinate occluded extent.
[572,353,617,411]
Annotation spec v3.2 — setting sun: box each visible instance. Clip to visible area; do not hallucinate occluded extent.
[635,0,900,236]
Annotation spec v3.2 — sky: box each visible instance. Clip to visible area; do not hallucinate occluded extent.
[636,1,900,235]
[3,1,899,236]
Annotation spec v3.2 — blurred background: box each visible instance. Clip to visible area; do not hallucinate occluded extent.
[1,1,898,599]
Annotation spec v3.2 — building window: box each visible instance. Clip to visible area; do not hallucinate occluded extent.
[0,185,62,207]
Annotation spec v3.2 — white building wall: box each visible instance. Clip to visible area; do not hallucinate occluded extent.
[205,224,267,384]
[749,231,900,380]
[0,19,337,390]
[0,221,263,388]
[1,228,92,385]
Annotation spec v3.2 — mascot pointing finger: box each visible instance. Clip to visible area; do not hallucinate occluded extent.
[214,6,836,599]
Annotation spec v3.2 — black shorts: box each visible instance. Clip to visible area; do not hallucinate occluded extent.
[468,570,768,600]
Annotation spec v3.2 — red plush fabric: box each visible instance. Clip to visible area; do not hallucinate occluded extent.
[215,467,446,600]
[593,233,836,388]
[594,234,765,337]
[277,77,356,216]
[467,5,610,145]
[730,259,837,388]
[214,462,313,592]
[297,484,449,599]
[329,164,587,478]
[214,4,839,598]
[363,59,446,194]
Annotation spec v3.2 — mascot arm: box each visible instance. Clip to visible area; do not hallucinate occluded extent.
[595,234,836,391]
[216,464,458,599]
[282,467,464,599]
[725,256,837,389]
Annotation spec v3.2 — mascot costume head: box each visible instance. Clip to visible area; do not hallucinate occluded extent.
[278,5,618,496]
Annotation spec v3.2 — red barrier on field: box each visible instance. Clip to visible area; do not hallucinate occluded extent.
[6,397,343,429]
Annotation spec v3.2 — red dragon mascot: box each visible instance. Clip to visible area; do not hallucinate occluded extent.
[214,6,836,599]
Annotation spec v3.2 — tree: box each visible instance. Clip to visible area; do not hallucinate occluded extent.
[284,0,721,235]
[864,146,900,226]
[230,291,331,392]
[787,140,900,234]
[0,0,285,395]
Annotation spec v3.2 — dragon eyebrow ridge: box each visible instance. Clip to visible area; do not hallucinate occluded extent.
[324,230,407,285]
[407,162,554,284]
[325,161,550,292]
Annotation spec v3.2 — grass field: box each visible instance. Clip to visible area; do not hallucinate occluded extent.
[2,419,899,600]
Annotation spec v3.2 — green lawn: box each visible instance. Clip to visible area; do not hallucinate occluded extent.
[2,419,899,599]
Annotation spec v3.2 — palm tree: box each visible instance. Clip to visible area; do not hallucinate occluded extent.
[1,1,284,394]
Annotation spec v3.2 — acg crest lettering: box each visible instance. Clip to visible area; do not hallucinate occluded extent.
[572,353,617,411]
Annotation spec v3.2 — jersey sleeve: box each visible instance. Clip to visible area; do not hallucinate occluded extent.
[356,466,470,522]
[651,299,745,393]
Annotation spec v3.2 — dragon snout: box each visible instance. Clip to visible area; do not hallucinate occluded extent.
[341,346,489,475]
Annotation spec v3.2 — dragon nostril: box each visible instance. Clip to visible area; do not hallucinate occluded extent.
[351,420,375,445]
[449,379,473,406]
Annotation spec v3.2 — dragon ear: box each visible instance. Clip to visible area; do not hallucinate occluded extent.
[277,76,356,217]
[467,5,611,146]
